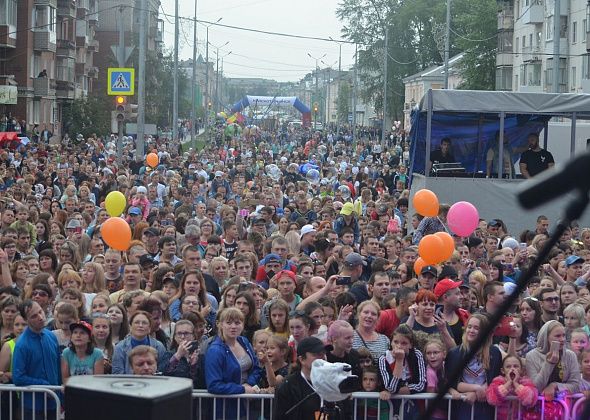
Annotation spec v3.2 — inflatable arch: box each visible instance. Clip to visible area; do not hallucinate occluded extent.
[230,96,312,127]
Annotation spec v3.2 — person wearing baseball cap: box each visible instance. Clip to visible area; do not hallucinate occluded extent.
[434,278,470,345]
[274,337,328,419]
[62,320,104,380]
[299,224,317,256]
[339,252,366,284]
[418,265,438,291]
[334,201,360,244]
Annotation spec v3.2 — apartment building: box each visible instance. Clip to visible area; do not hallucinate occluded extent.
[94,0,163,96]
[496,0,590,93]
[0,0,100,137]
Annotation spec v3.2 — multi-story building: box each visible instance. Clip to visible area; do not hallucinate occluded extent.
[496,0,590,93]
[179,55,215,109]
[94,0,163,97]
[402,54,464,129]
[0,0,100,137]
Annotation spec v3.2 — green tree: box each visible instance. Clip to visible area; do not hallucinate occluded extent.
[337,80,351,122]
[62,96,111,138]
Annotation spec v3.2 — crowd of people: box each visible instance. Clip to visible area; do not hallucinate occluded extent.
[0,121,587,420]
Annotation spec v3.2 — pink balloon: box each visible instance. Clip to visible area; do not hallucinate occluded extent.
[447,201,479,237]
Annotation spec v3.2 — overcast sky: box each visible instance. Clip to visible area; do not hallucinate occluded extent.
[159,0,357,82]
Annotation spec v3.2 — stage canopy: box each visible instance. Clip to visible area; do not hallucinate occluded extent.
[409,89,590,177]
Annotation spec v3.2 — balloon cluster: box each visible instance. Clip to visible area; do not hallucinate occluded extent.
[102,191,132,251]
[412,189,480,274]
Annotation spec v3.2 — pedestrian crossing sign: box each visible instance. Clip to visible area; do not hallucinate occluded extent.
[107,67,135,95]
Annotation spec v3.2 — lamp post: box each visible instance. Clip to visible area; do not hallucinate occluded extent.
[219,51,232,111]
[190,0,198,149]
[308,53,326,129]
[321,59,338,129]
[329,37,344,135]
[211,41,230,112]
[204,18,222,136]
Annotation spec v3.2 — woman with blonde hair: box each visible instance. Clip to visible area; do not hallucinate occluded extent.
[209,256,230,288]
[284,230,301,258]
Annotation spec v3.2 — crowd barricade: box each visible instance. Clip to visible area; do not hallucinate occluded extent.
[0,384,586,420]
[0,385,62,420]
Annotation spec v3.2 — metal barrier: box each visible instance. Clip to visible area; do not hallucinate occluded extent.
[0,385,62,420]
[0,384,585,420]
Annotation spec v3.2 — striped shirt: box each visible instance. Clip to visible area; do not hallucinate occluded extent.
[352,331,390,363]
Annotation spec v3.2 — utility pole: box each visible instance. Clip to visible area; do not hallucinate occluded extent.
[190,0,198,149]
[308,53,326,129]
[215,53,220,111]
[136,0,146,160]
[553,0,561,93]
[352,44,358,143]
[205,27,210,135]
[337,42,342,135]
[444,0,451,89]
[381,27,389,146]
[116,6,125,164]
[173,0,179,141]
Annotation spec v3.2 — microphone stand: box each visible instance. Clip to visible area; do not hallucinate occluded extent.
[284,391,342,420]
[420,190,590,420]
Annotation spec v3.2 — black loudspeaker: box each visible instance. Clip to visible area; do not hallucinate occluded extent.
[65,375,193,420]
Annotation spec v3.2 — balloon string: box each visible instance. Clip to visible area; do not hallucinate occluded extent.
[436,216,452,235]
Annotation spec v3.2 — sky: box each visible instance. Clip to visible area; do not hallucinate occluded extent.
[159,0,357,82]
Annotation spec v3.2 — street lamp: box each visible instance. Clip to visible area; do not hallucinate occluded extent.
[329,37,344,134]
[204,18,222,134]
[211,41,230,112]
[308,53,326,129]
[220,51,232,110]
[321,59,338,128]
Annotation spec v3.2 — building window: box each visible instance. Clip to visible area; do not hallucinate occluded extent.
[495,67,513,91]
[33,101,40,125]
[547,16,554,41]
[584,20,587,42]
[33,6,56,33]
[573,21,578,43]
[583,54,590,79]
[0,0,17,27]
[498,31,513,52]
[571,67,577,90]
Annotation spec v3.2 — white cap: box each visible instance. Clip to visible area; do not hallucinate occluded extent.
[300,224,316,239]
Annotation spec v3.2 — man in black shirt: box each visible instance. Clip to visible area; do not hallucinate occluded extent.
[428,137,456,174]
[519,132,554,178]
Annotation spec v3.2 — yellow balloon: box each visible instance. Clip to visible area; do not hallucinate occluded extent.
[105,191,126,217]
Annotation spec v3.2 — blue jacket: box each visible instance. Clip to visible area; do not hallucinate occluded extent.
[13,327,62,409]
[112,335,167,374]
[205,336,262,418]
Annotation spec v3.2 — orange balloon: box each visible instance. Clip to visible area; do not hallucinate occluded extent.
[435,231,455,262]
[146,153,159,168]
[413,189,439,217]
[418,234,444,265]
[414,257,427,277]
[101,217,132,251]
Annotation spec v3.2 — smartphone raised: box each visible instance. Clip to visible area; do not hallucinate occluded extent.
[336,276,352,286]
[434,304,444,318]
[187,341,199,353]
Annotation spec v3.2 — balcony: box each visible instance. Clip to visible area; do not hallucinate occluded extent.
[57,0,75,18]
[76,0,89,13]
[0,25,17,49]
[582,78,590,93]
[76,35,88,48]
[88,39,99,53]
[496,52,513,67]
[88,66,98,78]
[497,12,514,30]
[33,77,55,97]
[33,31,57,52]
[521,3,543,25]
[34,0,57,7]
[75,62,87,76]
[56,39,76,58]
[522,46,542,62]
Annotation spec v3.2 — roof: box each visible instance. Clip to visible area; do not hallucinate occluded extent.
[403,54,464,83]
[418,89,590,118]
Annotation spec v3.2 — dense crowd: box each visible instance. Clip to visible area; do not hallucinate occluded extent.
[0,121,588,420]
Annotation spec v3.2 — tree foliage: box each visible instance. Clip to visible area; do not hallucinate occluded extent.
[62,96,111,138]
[337,80,351,123]
[336,0,497,122]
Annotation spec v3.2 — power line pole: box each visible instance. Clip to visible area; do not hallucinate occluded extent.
[444,0,451,89]
[116,6,125,164]
[173,0,179,141]
[205,27,209,135]
[136,0,146,160]
[552,0,560,93]
[190,0,198,149]
[337,42,342,135]
[381,26,389,146]
[352,44,358,143]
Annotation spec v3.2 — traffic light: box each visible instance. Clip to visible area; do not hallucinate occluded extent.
[208,101,212,109]
[114,96,126,121]
[313,105,319,113]
[126,103,138,120]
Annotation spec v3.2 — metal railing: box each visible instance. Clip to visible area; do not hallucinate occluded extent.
[0,385,61,420]
[0,384,586,420]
